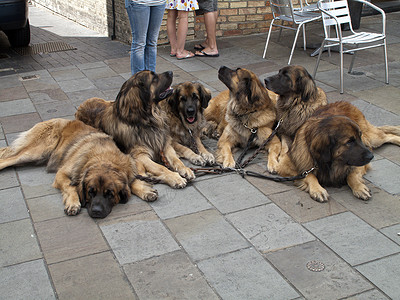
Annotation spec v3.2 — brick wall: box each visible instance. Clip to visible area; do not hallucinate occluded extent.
[32,0,274,45]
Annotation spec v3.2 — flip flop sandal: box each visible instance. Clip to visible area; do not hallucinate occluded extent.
[195,51,219,57]
[176,52,195,60]
[194,44,206,51]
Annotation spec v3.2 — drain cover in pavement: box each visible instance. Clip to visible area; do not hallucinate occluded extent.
[306,260,325,272]
[13,41,76,55]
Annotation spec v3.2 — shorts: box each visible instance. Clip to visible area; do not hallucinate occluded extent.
[196,0,218,15]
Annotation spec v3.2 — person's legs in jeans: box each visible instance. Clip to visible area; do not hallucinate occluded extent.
[126,1,150,74]
[145,4,165,72]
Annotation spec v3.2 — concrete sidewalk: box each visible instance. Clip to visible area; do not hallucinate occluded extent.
[1,4,400,299]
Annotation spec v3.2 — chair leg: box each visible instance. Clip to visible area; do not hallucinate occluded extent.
[348,48,357,74]
[278,21,284,42]
[263,20,275,59]
[303,24,307,50]
[383,39,389,84]
[288,24,303,65]
[313,40,326,79]
[340,43,344,94]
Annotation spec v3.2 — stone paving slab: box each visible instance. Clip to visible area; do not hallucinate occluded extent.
[197,247,300,300]
[28,88,70,105]
[356,253,400,299]
[226,203,315,253]
[165,209,250,262]
[0,112,42,133]
[48,252,136,300]
[0,186,29,223]
[195,173,271,214]
[365,159,400,194]
[380,224,400,246]
[0,98,36,117]
[0,259,55,300]
[35,213,109,264]
[304,212,400,266]
[352,99,400,126]
[16,166,58,199]
[0,168,19,190]
[100,211,180,264]
[265,241,373,299]
[25,193,65,223]
[0,219,42,267]
[124,250,219,299]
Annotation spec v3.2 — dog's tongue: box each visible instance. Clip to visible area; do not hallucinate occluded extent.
[187,117,195,123]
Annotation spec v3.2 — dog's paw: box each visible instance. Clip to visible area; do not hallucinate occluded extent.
[266,159,279,174]
[143,189,158,202]
[309,187,329,203]
[64,203,81,216]
[190,155,207,166]
[181,167,195,181]
[352,184,371,200]
[202,152,215,165]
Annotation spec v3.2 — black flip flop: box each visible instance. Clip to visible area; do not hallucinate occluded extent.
[195,51,219,57]
[194,44,206,51]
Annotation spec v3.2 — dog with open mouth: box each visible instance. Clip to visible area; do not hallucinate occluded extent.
[160,81,215,166]
[76,70,195,189]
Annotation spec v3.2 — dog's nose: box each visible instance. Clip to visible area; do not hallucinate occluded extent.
[187,106,195,115]
[89,204,105,218]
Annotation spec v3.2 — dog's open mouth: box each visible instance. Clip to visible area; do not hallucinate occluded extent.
[159,87,173,100]
[186,116,196,124]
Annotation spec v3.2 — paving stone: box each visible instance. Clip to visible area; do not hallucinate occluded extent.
[344,289,390,300]
[365,159,400,194]
[66,88,106,107]
[380,224,400,246]
[226,203,315,253]
[0,259,55,300]
[48,66,86,82]
[268,189,347,223]
[165,209,249,262]
[150,184,212,219]
[0,167,19,190]
[26,193,65,223]
[21,74,60,92]
[28,88,70,105]
[92,75,126,91]
[57,77,96,93]
[0,186,29,223]
[100,211,180,264]
[0,98,36,117]
[374,144,400,165]
[49,252,136,300]
[35,100,77,120]
[17,165,57,199]
[331,183,400,229]
[124,250,218,299]
[105,57,131,74]
[265,241,373,300]
[35,213,109,264]
[352,99,400,126]
[0,219,42,267]
[81,66,118,80]
[77,61,108,70]
[304,212,400,266]
[0,112,42,134]
[352,85,400,115]
[356,253,400,300]
[0,74,23,89]
[0,86,29,102]
[198,247,300,300]
[195,174,271,214]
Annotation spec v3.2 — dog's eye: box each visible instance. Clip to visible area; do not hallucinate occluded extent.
[180,96,187,102]
[346,137,356,145]
[105,189,114,198]
[192,93,198,99]
[88,187,96,198]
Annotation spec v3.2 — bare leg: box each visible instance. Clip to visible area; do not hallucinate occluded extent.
[196,11,219,56]
[167,10,178,55]
[175,11,194,59]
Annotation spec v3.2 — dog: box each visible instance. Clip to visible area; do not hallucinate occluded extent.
[276,101,400,202]
[204,66,281,172]
[0,119,157,218]
[264,65,327,145]
[159,81,215,166]
[75,70,195,189]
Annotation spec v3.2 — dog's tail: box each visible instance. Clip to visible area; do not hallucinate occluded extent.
[378,125,400,136]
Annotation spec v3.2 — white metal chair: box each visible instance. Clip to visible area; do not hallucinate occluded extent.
[313,0,388,93]
[263,0,322,65]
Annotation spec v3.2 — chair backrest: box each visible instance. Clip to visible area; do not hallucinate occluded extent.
[318,0,354,37]
[270,0,296,21]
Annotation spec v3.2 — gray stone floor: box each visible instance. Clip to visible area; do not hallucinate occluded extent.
[0,4,399,300]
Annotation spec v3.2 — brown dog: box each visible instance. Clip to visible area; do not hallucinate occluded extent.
[75,70,195,189]
[160,81,215,166]
[277,101,400,202]
[264,65,327,145]
[204,66,281,172]
[0,119,156,218]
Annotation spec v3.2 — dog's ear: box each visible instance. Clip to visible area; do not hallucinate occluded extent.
[296,70,316,102]
[310,133,335,165]
[167,87,180,115]
[118,185,130,204]
[195,83,212,108]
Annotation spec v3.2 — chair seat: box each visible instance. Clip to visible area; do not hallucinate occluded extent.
[326,32,386,45]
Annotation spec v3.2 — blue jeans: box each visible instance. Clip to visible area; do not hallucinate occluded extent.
[125,1,165,74]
